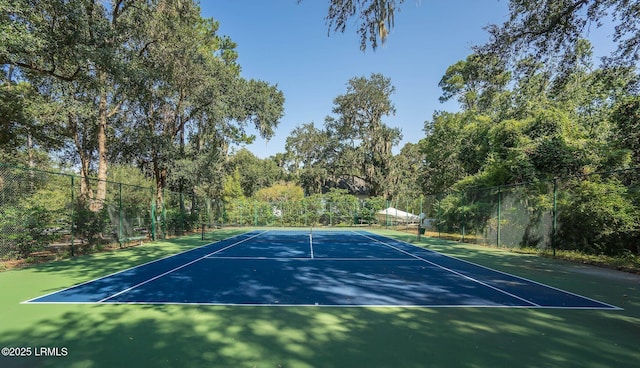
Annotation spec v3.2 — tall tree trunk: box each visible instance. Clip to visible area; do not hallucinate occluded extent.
[92,75,109,212]
[154,161,167,239]
[70,112,93,205]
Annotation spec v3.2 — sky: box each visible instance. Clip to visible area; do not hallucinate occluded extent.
[198,1,612,159]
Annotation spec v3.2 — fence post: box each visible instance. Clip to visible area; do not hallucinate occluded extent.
[497,185,502,248]
[70,175,75,257]
[254,201,258,227]
[405,199,409,230]
[552,179,557,257]
[418,195,423,241]
[222,201,226,227]
[150,187,156,241]
[461,192,466,243]
[329,202,333,227]
[179,191,185,235]
[162,188,166,239]
[119,182,123,247]
[437,195,442,238]
[385,201,389,229]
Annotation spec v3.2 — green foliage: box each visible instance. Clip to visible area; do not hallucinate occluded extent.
[0,205,56,258]
[254,182,304,203]
[226,149,284,197]
[222,170,245,202]
[479,0,640,67]
[318,0,405,51]
[611,96,640,167]
[439,53,510,112]
[73,204,110,252]
[301,73,401,197]
[420,112,471,193]
[557,179,639,256]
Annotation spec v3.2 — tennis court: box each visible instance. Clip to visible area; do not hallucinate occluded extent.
[25,230,618,309]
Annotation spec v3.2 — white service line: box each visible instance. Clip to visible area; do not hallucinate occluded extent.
[309,231,314,259]
[352,231,541,307]
[97,230,268,303]
[204,256,418,261]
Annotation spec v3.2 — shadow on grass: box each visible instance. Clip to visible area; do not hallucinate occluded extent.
[1,303,639,368]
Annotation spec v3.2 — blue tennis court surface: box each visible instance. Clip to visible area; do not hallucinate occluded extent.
[25,230,620,309]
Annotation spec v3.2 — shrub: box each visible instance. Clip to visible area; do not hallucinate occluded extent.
[557,179,639,256]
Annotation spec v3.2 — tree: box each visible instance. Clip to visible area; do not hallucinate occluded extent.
[124,2,284,223]
[387,142,423,199]
[611,96,640,167]
[419,112,469,194]
[300,0,405,51]
[1,0,150,211]
[0,76,57,166]
[439,53,510,113]
[478,0,640,67]
[254,182,304,203]
[226,148,284,197]
[285,122,333,194]
[327,73,402,197]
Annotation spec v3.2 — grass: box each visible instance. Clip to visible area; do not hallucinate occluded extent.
[408,229,640,274]
[0,228,639,367]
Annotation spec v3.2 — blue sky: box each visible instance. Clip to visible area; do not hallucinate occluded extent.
[199,1,612,159]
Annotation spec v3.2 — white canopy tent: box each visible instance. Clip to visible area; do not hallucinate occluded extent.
[376,207,420,224]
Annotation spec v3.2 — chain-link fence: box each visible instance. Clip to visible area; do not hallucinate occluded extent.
[210,196,426,229]
[3,163,639,260]
[423,167,640,256]
[0,164,190,260]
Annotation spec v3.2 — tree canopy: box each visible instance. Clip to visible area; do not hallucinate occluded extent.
[2,1,640,258]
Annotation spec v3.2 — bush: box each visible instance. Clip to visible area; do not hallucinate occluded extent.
[73,204,111,251]
[557,179,639,256]
[0,205,60,258]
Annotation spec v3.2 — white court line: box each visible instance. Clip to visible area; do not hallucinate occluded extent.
[22,230,260,304]
[355,231,623,310]
[204,256,418,261]
[96,231,268,303]
[37,300,616,309]
[309,231,314,259]
[353,231,541,307]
